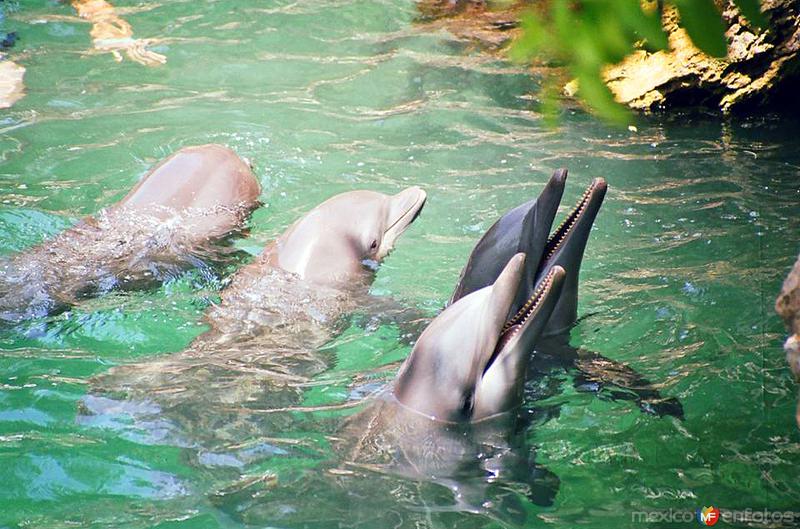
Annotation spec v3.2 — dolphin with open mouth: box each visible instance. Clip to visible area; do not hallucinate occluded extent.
[394,254,566,422]
[450,169,682,418]
[450,168,607,338]
[337,255,566,511]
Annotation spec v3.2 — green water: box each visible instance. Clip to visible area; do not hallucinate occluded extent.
[1,1,799,527]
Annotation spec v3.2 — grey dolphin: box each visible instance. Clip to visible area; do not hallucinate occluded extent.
[449,171,683,418]
[87,186,428,441]
[450,169,607,337]
[253,187,427,286]
[0,144,261,322]
[335,256,566,515]
[395,254,566,422]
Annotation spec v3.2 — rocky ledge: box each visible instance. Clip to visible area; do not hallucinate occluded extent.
[417,0,800,113]
[776,254,800,428]
[603,0,800,112]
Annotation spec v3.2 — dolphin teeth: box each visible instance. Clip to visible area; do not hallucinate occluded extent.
[542,180,596,263]
[501,266,558,336]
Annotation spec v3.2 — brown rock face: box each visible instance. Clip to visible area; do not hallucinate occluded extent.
[416,1,800,114]
[604,1,800,112]
[776,254,800,428]
[415,0,524,50]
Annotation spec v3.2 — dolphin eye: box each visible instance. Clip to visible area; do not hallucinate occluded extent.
[370,239,378,250]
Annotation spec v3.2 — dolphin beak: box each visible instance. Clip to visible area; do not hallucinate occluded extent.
[472,265,566,421]
[513,168,567,312]
[536,177,607,336]
[496,265,566,359]
[539,177,607,272]
[477,253,528,364]
[461,252,528,419]
[380,186,427,256]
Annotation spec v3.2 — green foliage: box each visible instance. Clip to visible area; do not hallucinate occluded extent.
[673,0,728,57]
[733,0,768,27]
[510,0,766,124]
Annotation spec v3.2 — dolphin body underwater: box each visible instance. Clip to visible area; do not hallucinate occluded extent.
[84,186,428,446]
[0,144,261,323]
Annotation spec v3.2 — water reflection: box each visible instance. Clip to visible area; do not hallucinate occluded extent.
[71,0,166,66]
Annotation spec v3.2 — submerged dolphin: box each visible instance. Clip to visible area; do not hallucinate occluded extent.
[86,187,428,445]
[0,144,261,323]
[451,169,682,417]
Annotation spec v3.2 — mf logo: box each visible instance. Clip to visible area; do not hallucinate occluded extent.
[696,506,720,526]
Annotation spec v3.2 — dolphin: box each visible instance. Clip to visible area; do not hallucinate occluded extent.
[86,187,428,444]
[257,188,427,286]
[0,144,261,323]
[394,254,565,422]
[335,256,566,513]
[197,186,427,339]
[450,168,606,337]
[449,169,682,418]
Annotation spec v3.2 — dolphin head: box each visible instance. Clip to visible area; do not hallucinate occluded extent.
[271,187,426,285]
[451,169,606,337]
[394,254,565,422]
[450,169,566,310]
[115,144,262,238]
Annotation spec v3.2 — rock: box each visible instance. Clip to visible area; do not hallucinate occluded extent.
[603,1,800,112]
[416,0,800,114]
[415,1,523,51]
[775,253,800,428]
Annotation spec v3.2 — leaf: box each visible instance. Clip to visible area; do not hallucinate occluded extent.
[575,69,630,126]
[732,0,767,28]
[581,2,633,64]
[509,12,549,63]
[540,79,563,129]
[616,0,669,51]
[673,0,728,57]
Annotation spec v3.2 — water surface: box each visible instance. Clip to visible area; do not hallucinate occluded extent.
[1,1,799,527]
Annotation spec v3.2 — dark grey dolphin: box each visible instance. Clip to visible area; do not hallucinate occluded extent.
[450,169,607,337]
